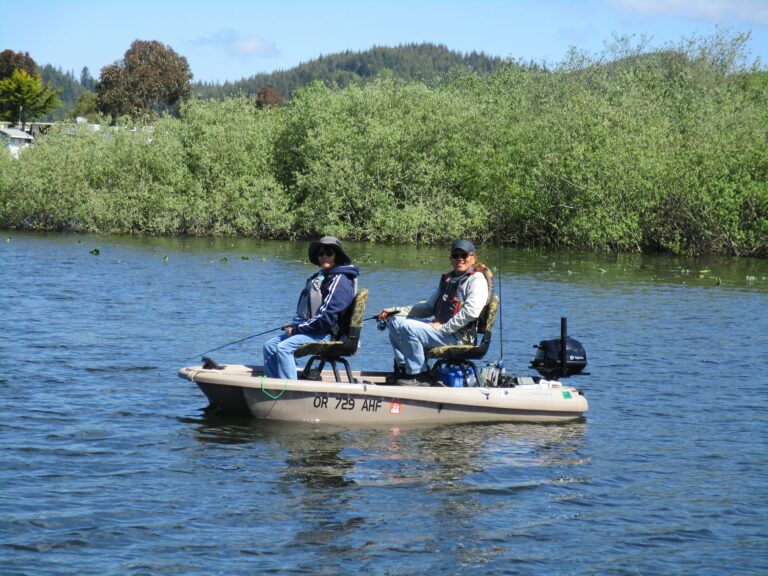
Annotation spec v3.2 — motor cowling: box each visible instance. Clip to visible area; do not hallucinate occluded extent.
[531,336,587,379]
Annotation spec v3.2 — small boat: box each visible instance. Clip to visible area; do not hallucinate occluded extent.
[180,287,588,425]
[179,363,588,424]
[179,313,589,425]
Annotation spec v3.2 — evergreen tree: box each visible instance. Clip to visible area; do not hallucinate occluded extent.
[0,69,61,130]
[80,66,95,91]
[39,65,86,121]
[192,43,505,99]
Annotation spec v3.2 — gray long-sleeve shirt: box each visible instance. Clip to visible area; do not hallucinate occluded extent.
[391,271,489,343]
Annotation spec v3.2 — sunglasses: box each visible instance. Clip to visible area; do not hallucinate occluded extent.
[451,251,470,260]
[317,248,336,257]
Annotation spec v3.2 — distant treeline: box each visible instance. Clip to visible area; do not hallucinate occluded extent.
[38,64,95,121]
[1,33,766,256]
[37,43,504,121]
[193,43,505,100]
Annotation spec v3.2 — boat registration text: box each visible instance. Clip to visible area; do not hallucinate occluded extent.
[313,394,383,413]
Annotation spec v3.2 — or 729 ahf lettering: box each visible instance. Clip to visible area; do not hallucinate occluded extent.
[313,394,383,413]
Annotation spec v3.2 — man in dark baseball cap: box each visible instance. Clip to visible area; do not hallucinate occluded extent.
[450,239,475,254]
[376,239,489,386]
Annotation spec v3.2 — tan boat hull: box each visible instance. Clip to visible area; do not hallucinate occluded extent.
[179,364,588,424]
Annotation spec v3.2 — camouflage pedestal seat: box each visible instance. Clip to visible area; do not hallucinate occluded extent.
[426,295,500,386]
[295,288,368,383]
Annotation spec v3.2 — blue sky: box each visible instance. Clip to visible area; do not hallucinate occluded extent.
[2,0,767,83]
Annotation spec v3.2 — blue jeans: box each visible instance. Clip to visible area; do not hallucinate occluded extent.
[263,332,331,380]
[387,316,460,375]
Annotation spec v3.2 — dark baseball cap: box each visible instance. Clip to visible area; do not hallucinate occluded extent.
[451,239,476,254]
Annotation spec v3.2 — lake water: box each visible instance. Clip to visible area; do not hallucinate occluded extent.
[2,232,767,575]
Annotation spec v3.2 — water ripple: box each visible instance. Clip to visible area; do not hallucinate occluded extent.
[2,233,768,575]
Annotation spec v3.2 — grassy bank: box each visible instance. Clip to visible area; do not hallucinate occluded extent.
[1,33,766,256]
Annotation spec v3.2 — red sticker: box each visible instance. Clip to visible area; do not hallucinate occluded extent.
[390,402,401,414]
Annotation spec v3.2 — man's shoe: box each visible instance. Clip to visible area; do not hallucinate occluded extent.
[395,372,434,387]
[384,364,406,384]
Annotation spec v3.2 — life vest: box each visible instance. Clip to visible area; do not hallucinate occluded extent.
[434,268,477,324]
[296,272,325,320]
[296,272,359,327]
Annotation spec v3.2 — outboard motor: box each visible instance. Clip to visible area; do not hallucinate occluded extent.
[531,317,587,379]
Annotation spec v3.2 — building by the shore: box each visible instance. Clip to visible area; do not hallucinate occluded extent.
[0,126,34,158]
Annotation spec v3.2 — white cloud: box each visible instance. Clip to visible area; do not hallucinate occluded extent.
[231,36,277,57]
[193,29,279,59]
[613,0,768,26]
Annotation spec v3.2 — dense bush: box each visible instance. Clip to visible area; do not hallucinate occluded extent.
[1,32,766,256]
[276,80,487,242]
[0,100,291,236]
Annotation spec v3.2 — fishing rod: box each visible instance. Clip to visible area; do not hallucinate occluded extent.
[496,212,505,368]
[184,326,286,360]
[185,313,393,361]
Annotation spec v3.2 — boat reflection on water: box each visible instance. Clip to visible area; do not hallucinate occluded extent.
[186,414,588,489]
[182,408,589,568]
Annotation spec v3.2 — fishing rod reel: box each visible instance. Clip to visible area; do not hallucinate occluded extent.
[376,309,401,331]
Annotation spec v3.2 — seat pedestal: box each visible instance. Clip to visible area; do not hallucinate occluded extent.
[302,355,355,383]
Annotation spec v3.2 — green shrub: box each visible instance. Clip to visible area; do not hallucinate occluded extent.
[1,31,765,256]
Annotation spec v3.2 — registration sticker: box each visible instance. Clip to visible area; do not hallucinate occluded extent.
[390,402,401,415]
[562,391,573,399]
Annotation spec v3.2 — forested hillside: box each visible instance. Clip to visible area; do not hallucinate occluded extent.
[193,43,505,99]
[38,65,95,121]
[34,43,503,118]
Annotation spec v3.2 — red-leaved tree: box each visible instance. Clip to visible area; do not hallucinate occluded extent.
[96,40,192,124]
[0,50,37,80]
